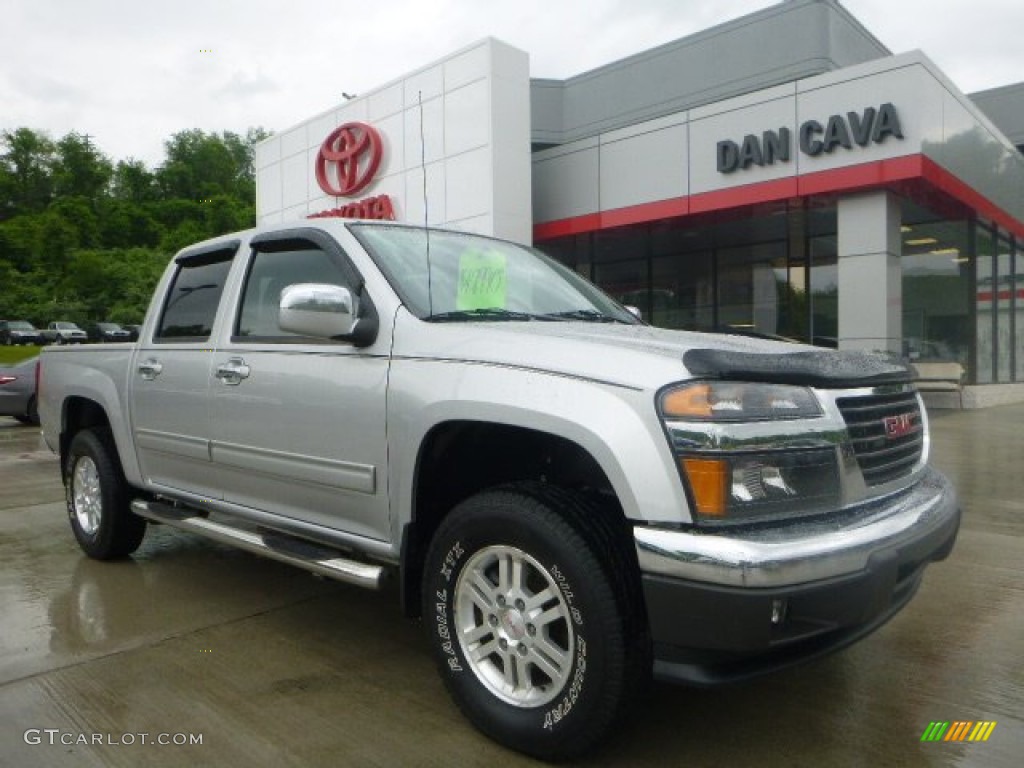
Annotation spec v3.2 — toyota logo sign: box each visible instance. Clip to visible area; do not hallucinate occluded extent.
[315,122,383,197]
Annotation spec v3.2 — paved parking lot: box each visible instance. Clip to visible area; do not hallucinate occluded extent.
[0,406,1021,767]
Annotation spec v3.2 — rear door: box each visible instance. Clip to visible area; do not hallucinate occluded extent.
[129,240,240,499]
[208,230,392,541]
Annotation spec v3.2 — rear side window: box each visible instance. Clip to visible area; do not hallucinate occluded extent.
[155,258,233,341]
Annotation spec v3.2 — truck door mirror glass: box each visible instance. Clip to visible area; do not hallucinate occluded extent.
[278,283,358,338]
[625,305,643,321]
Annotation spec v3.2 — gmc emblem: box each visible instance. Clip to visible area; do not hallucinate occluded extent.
[883,414,914,439]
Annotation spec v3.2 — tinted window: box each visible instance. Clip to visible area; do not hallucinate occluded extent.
[235,247,353,340]
[156,258,233,340]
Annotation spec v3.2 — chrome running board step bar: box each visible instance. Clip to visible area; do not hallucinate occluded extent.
[130,499,385,589]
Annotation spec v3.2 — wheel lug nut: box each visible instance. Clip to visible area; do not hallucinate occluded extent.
[527,624,536,636]
[499,638,508,650]
[515,599,525,611]
[488,615,498,627]
[517,645,528,657]
[496,595,506,607]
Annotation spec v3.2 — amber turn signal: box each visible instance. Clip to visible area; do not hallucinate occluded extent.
[680,457,728,516]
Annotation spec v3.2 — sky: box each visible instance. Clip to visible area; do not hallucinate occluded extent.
[2,0,1023,168]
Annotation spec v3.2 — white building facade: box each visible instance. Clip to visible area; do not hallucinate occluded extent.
[257,1,1024,406]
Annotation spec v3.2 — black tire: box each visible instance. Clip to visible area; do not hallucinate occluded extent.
[422,483,647,761]
[26,395,39,426]
[65,428,146,559]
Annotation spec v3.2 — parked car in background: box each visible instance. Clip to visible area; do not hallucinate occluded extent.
[0,320,43,346]
[40,322,87,345]
[88,322,132,343]
[0,357,39,424]
[123,324,143,342]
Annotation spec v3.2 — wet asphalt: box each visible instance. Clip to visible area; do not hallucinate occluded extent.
[0,406,1021,767]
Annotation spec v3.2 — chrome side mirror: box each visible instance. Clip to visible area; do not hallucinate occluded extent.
[625,305,642,321]
[278,283,358,338]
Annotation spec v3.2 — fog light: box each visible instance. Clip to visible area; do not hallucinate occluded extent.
[771,598,787,625]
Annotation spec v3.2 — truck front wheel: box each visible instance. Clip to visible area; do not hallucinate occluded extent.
[422,484,644,760]
[65,428,146,559]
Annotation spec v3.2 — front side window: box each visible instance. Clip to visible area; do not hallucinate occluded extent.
[235,246,354,340]
[156,258,233,341]
[351,224,636,324]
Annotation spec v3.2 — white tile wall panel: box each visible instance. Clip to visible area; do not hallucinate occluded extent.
[446,148,493,222]
[445,43,490,91]
[403,163,447,226]
[403,96,445,169]
[532,143,599,222]
[281,153,309,210]
[599,123,689,212]
[257,163,282,215]
[255,138,280,170]
[368,83,404,121]
[280,126,307,159]
[445,80,491,157]
[445,213,493,237]
[404,65,444,108]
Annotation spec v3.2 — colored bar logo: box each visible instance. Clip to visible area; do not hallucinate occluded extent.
[921,721,997,743]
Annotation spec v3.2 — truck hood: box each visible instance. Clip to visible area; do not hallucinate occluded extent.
[393,313,824,391]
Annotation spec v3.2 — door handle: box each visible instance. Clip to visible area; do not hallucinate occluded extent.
[215,358,250,386]
[138,359,163,380]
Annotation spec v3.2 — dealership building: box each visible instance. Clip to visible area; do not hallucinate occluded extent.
[255,0,1024,406]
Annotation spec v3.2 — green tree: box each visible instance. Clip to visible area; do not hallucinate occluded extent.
[0,127,55,217]
[52,133,113,201]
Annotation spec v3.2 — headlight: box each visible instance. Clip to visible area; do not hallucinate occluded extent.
[679,449,840,521]
[660,382,821,421]
[659,381,837,524]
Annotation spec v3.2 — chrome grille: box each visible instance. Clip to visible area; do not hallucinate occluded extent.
[836,391,923,486]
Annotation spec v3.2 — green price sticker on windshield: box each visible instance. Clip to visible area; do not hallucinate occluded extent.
[457,249,507,310]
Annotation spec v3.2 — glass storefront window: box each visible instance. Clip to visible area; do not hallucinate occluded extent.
[974,225,995,384]
[996,236,1014,382]
[900,217,971,379]
[809,241,838,347]
[651,250,714,330]
[717,241,788,337]
[1015,240,1023,382]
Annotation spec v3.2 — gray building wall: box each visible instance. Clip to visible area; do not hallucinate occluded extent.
[530,0,890,147]
[971,82,1024,148]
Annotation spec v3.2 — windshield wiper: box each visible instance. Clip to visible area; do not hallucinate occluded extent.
[542,309,630,324]
[427,308,541,322]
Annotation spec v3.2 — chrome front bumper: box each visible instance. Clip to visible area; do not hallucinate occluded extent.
[634,466,959,589]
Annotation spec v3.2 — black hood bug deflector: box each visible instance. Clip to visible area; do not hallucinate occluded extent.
[682,348,914,388]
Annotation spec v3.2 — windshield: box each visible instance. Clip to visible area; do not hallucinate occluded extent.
[10,322,34,330]
[350,224,637,324]
[56,322,80,330]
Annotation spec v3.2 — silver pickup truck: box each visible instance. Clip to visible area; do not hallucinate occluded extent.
[40,219,960,760]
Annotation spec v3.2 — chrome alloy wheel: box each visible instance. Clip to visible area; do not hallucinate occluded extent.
[454,545,575,708]
[72,456,102,536]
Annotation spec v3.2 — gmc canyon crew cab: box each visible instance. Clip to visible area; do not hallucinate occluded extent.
[40,219,960,760]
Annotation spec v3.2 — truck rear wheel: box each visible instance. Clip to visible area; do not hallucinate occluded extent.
[422,483,644,760]
[65,428,146,559]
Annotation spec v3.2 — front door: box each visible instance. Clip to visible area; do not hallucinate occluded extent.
[209,234,391,541]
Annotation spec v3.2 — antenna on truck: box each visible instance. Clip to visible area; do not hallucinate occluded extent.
[419,90,434,317]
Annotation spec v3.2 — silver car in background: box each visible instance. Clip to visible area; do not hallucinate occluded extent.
[0,357,39,425]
